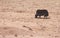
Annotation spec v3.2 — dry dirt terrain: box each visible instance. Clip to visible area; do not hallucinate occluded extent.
[0,0,60,38]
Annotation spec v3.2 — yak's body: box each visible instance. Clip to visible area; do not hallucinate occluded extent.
[35,9,49,18]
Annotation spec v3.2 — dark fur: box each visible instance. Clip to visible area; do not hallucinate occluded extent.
[35,9,49,18]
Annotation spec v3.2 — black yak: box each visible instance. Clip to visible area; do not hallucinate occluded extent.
[35,9,49,18]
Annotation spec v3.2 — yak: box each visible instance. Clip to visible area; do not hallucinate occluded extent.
[35,9,49,18]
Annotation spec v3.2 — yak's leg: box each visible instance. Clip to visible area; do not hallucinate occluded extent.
[39,16,41,18]
[44,16,47,19]
[35,15,37,18]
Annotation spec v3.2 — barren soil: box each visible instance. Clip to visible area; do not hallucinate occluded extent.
[0,0,60,38]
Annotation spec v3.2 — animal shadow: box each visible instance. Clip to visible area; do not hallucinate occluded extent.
[36,16,50,19]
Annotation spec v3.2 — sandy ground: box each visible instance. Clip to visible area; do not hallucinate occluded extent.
[0,0,60,38]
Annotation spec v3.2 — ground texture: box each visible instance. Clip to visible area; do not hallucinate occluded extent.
[0,0,60,38]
